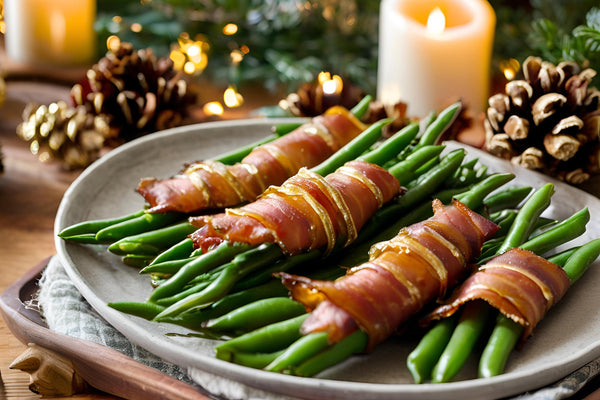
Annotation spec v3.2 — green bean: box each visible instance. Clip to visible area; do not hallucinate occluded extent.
[350,94,373,119]
[231,250,322,292]
[95,212,184,243]
[454,173,515,210]
[407,317,456,383]
[547,247,580,267]
[58,209,146,239]
[495,183,554,255]
[108,301,165,320]
[140,257,198,276]
[519,208,589,256]
[265,332,330,372]
[219,349,286,369]
[215,314,309,354]
[205,297,306,333]
[392,149,465,210]
[562,237,600,284]
[387,145,445,183]
[107,222,197,256]
[477,314,521,378]
[149,238,195,266]
[412,102,461,151]
[483,186,533,214]
[431,301,493,383]
[195,280,291,322]
[293,330,369,377]
[479,238,600,378]
[121,254,155,268]
[154,244,284,319]
[411,183,556,383]
[358,122,419,166]
[311,118,392,176]
[148,241,254,302]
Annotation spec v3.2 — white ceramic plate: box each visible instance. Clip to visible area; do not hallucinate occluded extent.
[55,119,600,400]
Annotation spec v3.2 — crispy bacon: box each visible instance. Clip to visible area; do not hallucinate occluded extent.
[279,199,499,350]
[422,248,571,342]
[137,106,366,213]
[189,160,402,255]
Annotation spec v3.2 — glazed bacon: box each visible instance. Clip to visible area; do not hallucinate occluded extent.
[422,248,571,342]
[189,160,402,255]
[137,106,366,213]
[278,199,499,350]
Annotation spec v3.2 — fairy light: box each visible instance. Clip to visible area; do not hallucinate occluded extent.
[224,86,244,108]
[106,35,121,52]
[131,23,143,33]
[223,23,238,35]
[169,49,186,70]
[230,49,244,65]
[318,71,343,95]
[426,7,446,35]
[203,101,224,116]
[500,58,521,80]
[172,34,209,75]
[183,61,196,74]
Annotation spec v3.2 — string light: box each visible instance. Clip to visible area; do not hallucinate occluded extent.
[223,23,238,35]
[203,101,224,116]
[170,34,209,75]
[106,35,122,52]
[131,23,143,33]
[224,86,244,108]
[500,58,520,80]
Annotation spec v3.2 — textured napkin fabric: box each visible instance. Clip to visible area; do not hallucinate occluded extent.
[37,255,598,400]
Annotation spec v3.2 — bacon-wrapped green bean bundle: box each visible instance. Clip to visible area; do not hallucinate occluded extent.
[189,160,402,255]
[422,248,571,342]
[278,199,499,350]
[137,107,366,213]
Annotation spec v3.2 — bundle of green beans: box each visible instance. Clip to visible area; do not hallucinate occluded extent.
[209,169,525,373]
[211,183,598,377]
[108,103,467,323]
[406,184,595,383]
[57,95,375,247]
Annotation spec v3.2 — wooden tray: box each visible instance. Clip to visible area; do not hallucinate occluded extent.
[0,258,214,400]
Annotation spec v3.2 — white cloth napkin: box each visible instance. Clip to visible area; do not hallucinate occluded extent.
[36,255,599,400]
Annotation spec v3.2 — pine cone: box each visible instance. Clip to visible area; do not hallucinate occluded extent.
[71,41,196,141]
[279,76,364,117]
[16,101,112,169]
[484,56,600,184]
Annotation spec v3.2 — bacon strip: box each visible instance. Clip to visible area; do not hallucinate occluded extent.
[189,160,402,255]
[422,248,571,342]
[279,199,499,350]
[137,106,366,213]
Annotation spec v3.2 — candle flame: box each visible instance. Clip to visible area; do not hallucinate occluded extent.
[426,7,445,35]
[318,71,343,95]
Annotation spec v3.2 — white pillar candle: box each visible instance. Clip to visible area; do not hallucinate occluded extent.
[4,0,96,67]
[377,0,495,117]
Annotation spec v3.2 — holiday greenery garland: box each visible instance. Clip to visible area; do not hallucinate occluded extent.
[95,0,600,94]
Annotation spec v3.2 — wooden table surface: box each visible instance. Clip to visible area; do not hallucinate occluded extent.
[0,66,280,398]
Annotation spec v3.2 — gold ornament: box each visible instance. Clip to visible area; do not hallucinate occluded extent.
[485,56,600,184]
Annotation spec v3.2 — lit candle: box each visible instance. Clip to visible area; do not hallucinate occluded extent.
[3,0,96,67]
[377,0,495,117]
